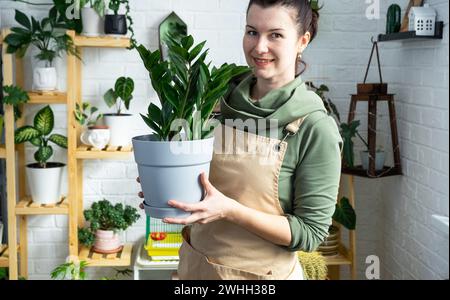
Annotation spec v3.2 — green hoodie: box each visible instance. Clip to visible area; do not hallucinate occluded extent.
[219,73,343,252]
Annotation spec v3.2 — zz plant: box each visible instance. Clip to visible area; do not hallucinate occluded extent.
[136,35,249,141]
[78,199,140,247]
[14,105,67,168]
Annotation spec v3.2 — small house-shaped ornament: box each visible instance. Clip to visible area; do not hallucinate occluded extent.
[408,4,436,36]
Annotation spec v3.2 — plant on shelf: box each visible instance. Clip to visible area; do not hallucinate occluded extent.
[50,260,88,280]
[105,0,136,47]
[4,9,79,91]
[14,105,67,204]
[74,101,103,127]
[1,85,30,138]
[102,76,135,146]
[133,34,249,219]
[78,0,108,36]
[306,82,385,171]
[78,199,140,254]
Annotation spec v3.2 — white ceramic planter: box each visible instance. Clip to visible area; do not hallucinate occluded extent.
[103,114,133,147]
[0,221,3,243]
[360,150,385,171]
[81,7,104,36]
[26,162,65,204]
[93,229,122,253]
[33,67,57,91]
[133,134,215,219]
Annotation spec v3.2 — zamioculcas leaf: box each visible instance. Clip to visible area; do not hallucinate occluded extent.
[34,105,54,136]
[49,134,68,149]
[14,126,41,144]
[35,145,53,164]
[14,9,31,30]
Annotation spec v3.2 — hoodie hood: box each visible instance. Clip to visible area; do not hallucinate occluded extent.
[220,73,327,129]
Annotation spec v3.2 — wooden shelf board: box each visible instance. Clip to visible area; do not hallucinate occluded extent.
[0,145,5,159]
[322,245,352,266]
[78,243,133,267]
[76,145,133,160]
[74,34,130,48]
[15,197,69,215]
[342,165,402,178]
[378,21,444,42]
[28,91,67,104]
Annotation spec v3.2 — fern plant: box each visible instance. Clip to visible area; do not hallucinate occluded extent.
[14,105,67,168]
[136,35,249,141]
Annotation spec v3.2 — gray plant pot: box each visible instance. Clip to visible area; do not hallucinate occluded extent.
[132,134,215,219]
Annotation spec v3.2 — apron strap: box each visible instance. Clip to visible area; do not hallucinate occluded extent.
[276,115,310,151]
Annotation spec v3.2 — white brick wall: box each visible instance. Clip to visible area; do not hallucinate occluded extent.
[1,0,448,280]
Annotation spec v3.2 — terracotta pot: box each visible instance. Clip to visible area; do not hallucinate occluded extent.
[92,229,122,254]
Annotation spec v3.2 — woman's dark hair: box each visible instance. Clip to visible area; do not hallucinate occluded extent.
[246,0,320,75]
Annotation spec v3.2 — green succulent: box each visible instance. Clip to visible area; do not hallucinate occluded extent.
[136,35,250,141]
[78,199,140,247]
[14,105,67,168]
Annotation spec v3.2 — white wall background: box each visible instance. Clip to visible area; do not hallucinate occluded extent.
[0,0,448,280]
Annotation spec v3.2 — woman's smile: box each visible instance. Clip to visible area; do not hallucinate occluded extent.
[253,57,275,67]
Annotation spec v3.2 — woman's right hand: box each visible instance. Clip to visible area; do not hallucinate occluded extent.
[137,176,144,210]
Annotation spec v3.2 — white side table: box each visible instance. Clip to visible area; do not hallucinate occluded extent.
[133,238,179,280]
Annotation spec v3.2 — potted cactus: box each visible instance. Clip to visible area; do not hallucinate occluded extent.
[133,35,249,219]
[78,199,140,254]
[14,105,67,204]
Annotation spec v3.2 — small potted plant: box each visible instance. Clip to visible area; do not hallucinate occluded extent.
[50,260,88,280]
[318,197,356,256]
[307,82,385,171]
[14,105,67,204]
[5,10,79,91]
[74,101,109,149]
[103,76,135,147]
[78,0,107,36]
[133,35,249,219]
[78,199,140,254]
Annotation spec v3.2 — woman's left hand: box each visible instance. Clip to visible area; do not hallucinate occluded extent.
[163,172,238,225]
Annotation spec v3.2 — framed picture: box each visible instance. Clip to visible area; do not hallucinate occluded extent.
[400,0,424,32]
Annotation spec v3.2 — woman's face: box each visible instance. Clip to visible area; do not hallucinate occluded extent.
[243,4,306,85]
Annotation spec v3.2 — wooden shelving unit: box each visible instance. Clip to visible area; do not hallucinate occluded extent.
[322,174,357,280]
[66,30,133,268]
[1,28,133,279]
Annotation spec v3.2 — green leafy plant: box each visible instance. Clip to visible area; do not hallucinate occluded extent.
[100,268,132,280]
[79,0,107,17]
[4,9,79,67]
[2,85,30,121]
[107,0,136,47]
[309,0,324,12]
[50,260,88,280]
[14,105,67,168]
[306,82,369,168]
[136,35,249,141]
[333,197,356,230]
[103,77,135,115]
[74,102,103,127]
[78,199,140,247]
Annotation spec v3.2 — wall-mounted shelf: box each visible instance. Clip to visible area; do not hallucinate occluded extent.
[73,34,131,48]
[378,21,444,42]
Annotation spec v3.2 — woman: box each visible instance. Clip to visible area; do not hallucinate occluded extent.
[139,0,342,280]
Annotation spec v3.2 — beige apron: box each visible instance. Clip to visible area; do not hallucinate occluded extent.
[178,117,308,280]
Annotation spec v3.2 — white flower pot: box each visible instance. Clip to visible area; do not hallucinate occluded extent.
[81,7,104,36]
[33,67,57,91]
[26,162,65,204]
[360,150,385,171]
[103,114,133,147]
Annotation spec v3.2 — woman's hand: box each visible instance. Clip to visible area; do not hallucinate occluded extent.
[137,176,145,210]
[163,172,239,225]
